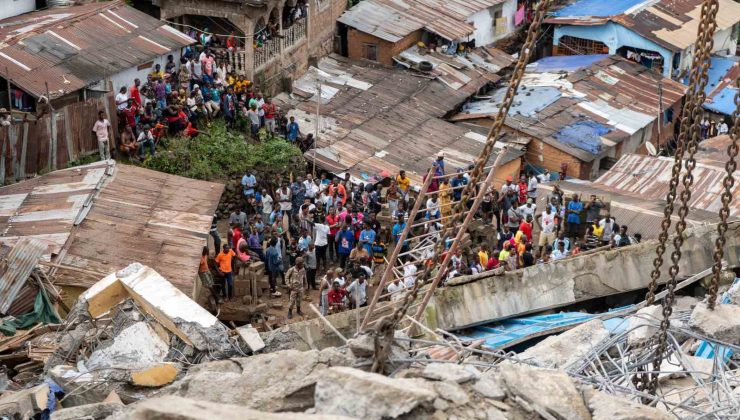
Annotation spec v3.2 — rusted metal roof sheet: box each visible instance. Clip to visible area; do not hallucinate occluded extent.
[0,1,194,99]
[696,135,733,168]
[394,46,514,88]
[452,55,686,162]
[593,153,740,217]
[53,164,224,295]
[338,0,506,42]
[547,0,740,52]
[0,237,46,314]
[288,56,523,185]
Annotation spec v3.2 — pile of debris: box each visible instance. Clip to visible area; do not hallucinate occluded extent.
[0,263,266,419]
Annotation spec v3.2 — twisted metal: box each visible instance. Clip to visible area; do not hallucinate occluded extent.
[707,78,739,309]
[370,0,554,373]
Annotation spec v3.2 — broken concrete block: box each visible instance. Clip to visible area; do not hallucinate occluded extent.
[499,364,591,420]
[86,322,169,371]
[50,402,123,420]
[314,366,436,420]
[236,324,266,353]
[81,263,232,355]
[106,395,351,419]
[516,319,609,369]
[433,380,470,406]
[585,389,672,420]
[472,376,506,400]
[0,383,49,419]
[689,302,740,344]
[421,362,479,383]
[130,363,179,387]
[628,305,662,345]
[347,333,375,358]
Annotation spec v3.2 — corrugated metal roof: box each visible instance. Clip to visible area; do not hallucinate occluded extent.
[0,161,223,296]
[690,56,739,116]
[547,0,740,53]
[0,1,194,98]
[288,55,523,185]
[696,135,733,168]
[452,55,686,162]
[338,0,506,42]
[593,153,740,217]
[0,237,46,314]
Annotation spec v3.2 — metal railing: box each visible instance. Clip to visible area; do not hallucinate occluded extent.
[282,18,306,50]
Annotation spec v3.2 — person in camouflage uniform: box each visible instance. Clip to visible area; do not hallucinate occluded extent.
[286,257,307,319]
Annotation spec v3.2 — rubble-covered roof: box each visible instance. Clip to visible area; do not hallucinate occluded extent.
[0,161,223,296]
[696,135,734,168]
[546,0,740,52]
[0,1,194,98]
[286,55,524,185]
[337,0,506,42]
[451,55,686,161]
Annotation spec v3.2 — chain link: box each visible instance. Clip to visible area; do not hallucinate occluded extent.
[640,0,720,397]
[707,77,739,308]
[370,0,554,373]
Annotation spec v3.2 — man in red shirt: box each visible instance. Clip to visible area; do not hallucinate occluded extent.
[519,215,533,243]
[518,174,528,205]
[230,223,242,250]
[262,97,278,138]
[130,79,142,107]
[325,208,341,263]
[327,280,347,313]
[122,99,138,135]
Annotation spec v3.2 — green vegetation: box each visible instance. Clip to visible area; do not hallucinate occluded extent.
[142,121,305,181]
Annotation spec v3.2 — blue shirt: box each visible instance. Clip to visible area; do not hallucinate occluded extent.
[241,174,257,196]
[359,229,376,255]
[567,201,583,224]
[287,122,299,141]
[298,235,311,251]
[336,229,355,255]
[450,177,467,201]
[392,222,408,246]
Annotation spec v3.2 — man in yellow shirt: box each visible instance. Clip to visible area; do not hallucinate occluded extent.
[478,244,489,268]
[396,170,411,201]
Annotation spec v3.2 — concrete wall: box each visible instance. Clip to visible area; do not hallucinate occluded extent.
[0,0,35,20]
[464,0,517,46]
[425,222,740,330]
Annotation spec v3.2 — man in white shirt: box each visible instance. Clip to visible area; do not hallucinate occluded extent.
[261,188,274,221]
[403,262,417,288]
[537,205,556,252]
[387,278,405,301]
[551,242,568,261]
[92,111,112,161]
[599,214,616,246]
[346,275,368,308]
[303,174,319,202]
[517,198,537,222]
[115,87,128,112]
[527,171,538,200]
[313,220,330,271]
[537,169,551,184]
[718,120,729,135]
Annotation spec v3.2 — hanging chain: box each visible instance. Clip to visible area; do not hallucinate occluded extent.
[370,0,554,374]
[707,78,739,308]
[642,0,720,397]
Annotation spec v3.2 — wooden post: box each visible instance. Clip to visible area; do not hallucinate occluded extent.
[5,66,11,111]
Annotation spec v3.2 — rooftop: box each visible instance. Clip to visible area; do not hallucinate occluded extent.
[546,0,740,52]
[451,55,686,161]
[284,55,524,185]
[686,56,738,116]
[337,0,506,43]
[0,1,194,98]
[0,161,224,295]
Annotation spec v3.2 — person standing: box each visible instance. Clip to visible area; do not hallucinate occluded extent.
[287,116,301,142]
[536,205,556,253]
[527,171,538,201]
[262,97,278,137]
[396,170,411,202]
[198,246,214,301]
[286,257,307,319]
[326,207,341,262]
[336,224,355,268]
[130,79,142,107]
[265,237,283,296]
[318,270,336,316]
[305,243,318,290]
[584,195,604,226]
[214,244,236,302]
[261,188,274,222]
[92,111,112,161]
[313,217,329,271]
[566,194,583,240]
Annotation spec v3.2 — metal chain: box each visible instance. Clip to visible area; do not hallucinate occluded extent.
[707,77,739,308]
[370,0,554,374]
[644,0,720,396]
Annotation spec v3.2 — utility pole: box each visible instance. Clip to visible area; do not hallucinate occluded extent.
[313,79,321,178]
[657,80,663,150]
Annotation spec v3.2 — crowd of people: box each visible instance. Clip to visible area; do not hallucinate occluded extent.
[195,153,642,322]
[92,27,316,162]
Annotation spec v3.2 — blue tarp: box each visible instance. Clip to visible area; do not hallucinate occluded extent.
[457,308,630,350]
[529,54,608,73]
[553,121,609,155]
[552,0,646,17]
[681,56,738,116]
[704,87,737,116]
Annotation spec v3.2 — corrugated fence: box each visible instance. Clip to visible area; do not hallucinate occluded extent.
[0,94,117,184]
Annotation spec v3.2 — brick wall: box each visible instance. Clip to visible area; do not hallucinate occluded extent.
[308,0,346,58]
[525,138,592,180]
[347,29,422,66]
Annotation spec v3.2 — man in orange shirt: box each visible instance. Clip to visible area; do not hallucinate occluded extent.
[328,178,347,206]
[215,244,236,302]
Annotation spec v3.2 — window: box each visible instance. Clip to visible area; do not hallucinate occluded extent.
[137,61,154,71]
[663,108,673,125]
[362,43,378,61]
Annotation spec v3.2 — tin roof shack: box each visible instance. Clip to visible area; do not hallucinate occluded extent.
[450,55,686,180]
[537,151,739,239]
[285,55,524,187]
[0,161,224,301]
[545,0,740,78]
[337,0,518,66]
[685,55,738,118]
[0,1,193,111]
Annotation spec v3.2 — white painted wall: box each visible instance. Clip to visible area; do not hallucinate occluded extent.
[108,50,183,97]
[0,0,36,20]
[464,0,518,46]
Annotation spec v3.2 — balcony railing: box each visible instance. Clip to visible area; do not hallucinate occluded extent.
[253,19,308,71]
[282,18,306,51]
[254,37,281,69]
